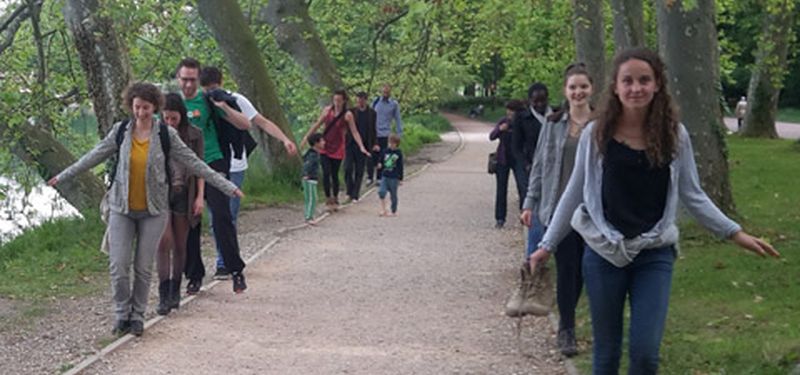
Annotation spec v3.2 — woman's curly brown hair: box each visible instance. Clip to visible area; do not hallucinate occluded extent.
[123,82,165,114]
[593,48,679,168]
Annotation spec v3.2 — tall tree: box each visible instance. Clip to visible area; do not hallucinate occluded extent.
[62,0,133,138]
[610,0,645,51]
[656,0,735,213]
[572,0,606,94]
[741,0,797,138]
[197,0,300,172]
[260,0,344,93]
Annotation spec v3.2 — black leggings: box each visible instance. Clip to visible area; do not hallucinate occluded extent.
[554,230,585,331]
[321,154,342,199]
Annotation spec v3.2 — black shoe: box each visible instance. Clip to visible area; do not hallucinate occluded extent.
[366,178,374,186]
[168,278,181,310]
[557,328,578,357]
[495,220,505,229]
[111,320,130,336]
[232,272,247,294]
[156,281,171,316]
[213,267,231,280]
[130,320,144,337]
[186,279,202,295]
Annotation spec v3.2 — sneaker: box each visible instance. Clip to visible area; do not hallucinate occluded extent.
[129,320,144,337]
[557,328,578,357]
[213,267,231,280]
[366,178,374,186]
[186,279,202,295]
[111,320,130,336]
[232,272,247,294]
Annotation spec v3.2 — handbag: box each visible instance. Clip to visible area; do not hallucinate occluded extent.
[487,152,498,174]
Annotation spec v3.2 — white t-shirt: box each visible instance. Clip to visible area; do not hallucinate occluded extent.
[229,92,258,173]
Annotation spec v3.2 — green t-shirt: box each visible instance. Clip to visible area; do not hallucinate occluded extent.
[183,93,225,163]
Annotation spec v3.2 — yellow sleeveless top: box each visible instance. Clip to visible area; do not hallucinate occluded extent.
[128,137,150,211]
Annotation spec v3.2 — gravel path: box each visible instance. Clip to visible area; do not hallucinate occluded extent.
[79,114,565,374]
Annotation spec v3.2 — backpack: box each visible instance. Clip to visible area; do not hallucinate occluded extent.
[107,119,171,188]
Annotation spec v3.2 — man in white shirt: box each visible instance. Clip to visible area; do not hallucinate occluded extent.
[200,67,298,278]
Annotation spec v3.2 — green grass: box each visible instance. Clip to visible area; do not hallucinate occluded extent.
[240,149,304,209]
[573,136,800,374]
[777,107,800,124]
[0,212,107,301]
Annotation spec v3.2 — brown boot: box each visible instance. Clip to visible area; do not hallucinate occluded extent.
[505,262,532,317]
[519,261,554,316]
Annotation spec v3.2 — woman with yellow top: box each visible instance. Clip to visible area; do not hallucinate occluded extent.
[48,82,242,337]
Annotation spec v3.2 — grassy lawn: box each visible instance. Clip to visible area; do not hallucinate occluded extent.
[777,107,800,124]
[573,136,800,374]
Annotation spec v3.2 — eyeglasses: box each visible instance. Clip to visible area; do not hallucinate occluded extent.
[178,77,197,83]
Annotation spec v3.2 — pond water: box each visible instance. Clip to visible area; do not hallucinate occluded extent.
[0,176,80,244]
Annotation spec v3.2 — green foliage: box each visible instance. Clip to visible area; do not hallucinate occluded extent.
[0,212,106,300]
[240,148,303,208]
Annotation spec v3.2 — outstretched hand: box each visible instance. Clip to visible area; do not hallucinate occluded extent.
[47,177,58,186]
[284,140,298,156]
[233,189,245,198]
[731,231,780,258]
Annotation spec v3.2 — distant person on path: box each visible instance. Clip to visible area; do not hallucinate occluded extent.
[302,90,370,212]
[47,83,241,337]
[344,91,377,202]
[378,134,404,216]
[199,66,298,280]
[528,48,779,374]
[155,94,206,316]
[176,58,252,295]
[511,82,552,195]
[367,84,404,186]
[519,62,594,357]
[489,100,526,228]
[735,96,748,131]
[302,133,325,224]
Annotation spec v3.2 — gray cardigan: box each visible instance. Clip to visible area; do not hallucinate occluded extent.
[523,113,579,226]
[539,121,741,267]
[57,120,238,216]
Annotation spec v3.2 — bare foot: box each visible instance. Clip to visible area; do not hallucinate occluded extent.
[378,211,388,217]
[388,212,397,217]
[305,219,317,226]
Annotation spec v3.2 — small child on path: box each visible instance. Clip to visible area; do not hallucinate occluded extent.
[303,134,325,224]
[378,134,404,216]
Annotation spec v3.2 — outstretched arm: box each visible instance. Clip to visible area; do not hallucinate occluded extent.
[253,113,297,155]
[301,107,329,149]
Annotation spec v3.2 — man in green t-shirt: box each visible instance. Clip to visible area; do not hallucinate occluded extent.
[176,58,252,294]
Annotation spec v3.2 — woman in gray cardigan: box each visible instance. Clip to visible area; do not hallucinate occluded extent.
[48,83,242,337]
[528,49,778,374]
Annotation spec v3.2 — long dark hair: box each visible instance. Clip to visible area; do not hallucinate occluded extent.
[593,47,678,168]
[332,89,349,113]
[163,93,191,141]
[548,62,593,122]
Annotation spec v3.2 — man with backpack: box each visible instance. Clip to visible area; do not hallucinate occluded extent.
[176,58,252,294]
[367,84,404,186]
[199,66,298,280]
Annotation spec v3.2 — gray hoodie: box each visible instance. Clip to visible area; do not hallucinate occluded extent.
[539,121,741,267]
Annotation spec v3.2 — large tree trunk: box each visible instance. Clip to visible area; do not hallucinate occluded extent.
[741,1,796,138]
[62,0,133,139]
[656,0,735,213]
[610,0,645,52]
[197,0,300,172]
[259,0,344,93]
[572,0,606,95]
[0,123,104,213]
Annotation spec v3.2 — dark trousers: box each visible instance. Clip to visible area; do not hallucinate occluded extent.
[206,159,244,273]
[367,136,389,181]
[554,230,585,331]
[184,218,205,281]
[494,160,526,222]
[344,144,367,199]
[320,155,342,199]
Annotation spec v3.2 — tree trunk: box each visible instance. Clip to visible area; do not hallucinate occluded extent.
[656,0,735,213]
[0,123,104,213]
[610,0,645,52]
[259,0,344,94]
[741,1,796,138]
[62,0,133,139]
[197,0,300,172]
[572,0,606,95]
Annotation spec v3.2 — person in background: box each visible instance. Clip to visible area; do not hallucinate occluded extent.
[489,99,526,228]
[344,91,377,203]
[735,96,748,131]
[302,133,325,224]
[367,84,404,186]
[377,134,404,217]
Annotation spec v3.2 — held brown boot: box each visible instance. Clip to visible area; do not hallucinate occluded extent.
[505,262,533,317]
[519,261,554,316]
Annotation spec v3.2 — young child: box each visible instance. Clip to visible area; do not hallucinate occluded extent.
[303,133,325,224]
[378,134,404,216]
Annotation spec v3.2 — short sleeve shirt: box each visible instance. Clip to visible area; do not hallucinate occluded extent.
[183,93,223,163]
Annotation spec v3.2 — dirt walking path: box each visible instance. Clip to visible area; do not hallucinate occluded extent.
[82,114,566,374]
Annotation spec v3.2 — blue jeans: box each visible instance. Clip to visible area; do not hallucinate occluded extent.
[213,170,245,269]
[524,216,545,259]
[582,246,675,375]
[378,177,399,213]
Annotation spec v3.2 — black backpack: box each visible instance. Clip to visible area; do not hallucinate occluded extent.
[107,119,171,188]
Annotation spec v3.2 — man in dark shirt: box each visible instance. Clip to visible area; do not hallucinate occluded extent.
[344,92,377,202]
[512,82,552,197]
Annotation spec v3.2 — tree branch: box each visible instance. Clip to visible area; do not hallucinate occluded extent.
[0,1,42,56]
[368,8,410,93]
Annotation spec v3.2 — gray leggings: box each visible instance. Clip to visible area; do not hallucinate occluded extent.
[108,211,168,322]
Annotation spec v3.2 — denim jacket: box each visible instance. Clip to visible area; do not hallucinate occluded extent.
[539,121,741,267]
[57,120,238,216]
